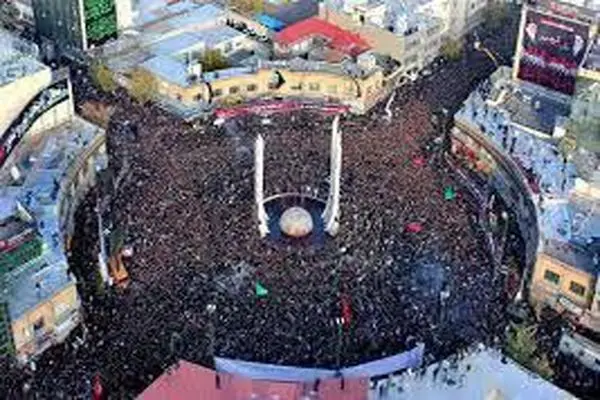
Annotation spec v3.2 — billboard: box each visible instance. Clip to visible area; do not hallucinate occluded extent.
[516,9,590,95]
[84,0,118,46]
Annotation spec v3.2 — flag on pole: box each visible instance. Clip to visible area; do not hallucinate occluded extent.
[255,282,268,297]
[444,186,456,201]
[341,294,352,328]
[92,373,104,400]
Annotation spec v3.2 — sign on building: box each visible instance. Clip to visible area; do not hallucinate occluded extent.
[515,9,591,95]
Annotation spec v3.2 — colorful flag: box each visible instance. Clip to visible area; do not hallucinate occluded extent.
[412,156,425,167]
[92,374,104,400]
[444,186,456,201]
[255,282,268,297]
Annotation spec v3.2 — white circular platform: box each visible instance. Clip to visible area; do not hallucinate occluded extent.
[279,207,314,238]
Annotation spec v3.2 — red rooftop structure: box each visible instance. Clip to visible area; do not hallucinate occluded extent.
[274,17,370,57]
[138,360,369,400]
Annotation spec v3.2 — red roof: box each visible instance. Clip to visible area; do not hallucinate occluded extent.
[275,17,370,56]
[138,360,368,400]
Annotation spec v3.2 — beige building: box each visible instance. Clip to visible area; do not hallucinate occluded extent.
[530,243,598,319]
[318,0,488,72]
[0,29,107,361]
[8,256,81,359]
[143,61,388,115]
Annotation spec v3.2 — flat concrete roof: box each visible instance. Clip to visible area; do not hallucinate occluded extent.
[0,29,45,88]
[500,84,571,136]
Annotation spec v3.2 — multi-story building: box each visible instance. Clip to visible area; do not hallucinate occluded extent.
[0,29,107,362]
[451,0,600,374]
[318,0,488,73]
[32,0,133,56]
[100,1,395,118]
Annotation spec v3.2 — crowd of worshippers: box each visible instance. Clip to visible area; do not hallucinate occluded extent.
[1,77,509,398]
[1,22,598,398]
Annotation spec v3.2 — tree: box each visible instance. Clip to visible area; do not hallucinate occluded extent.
[91,61,117,93]
[128,68,157,104]
[505,323,554,380]
[440,38,463,62]
[200,49,229,72]
[252,0,264,13]
[560,118,600,158]
[484,2,510,32]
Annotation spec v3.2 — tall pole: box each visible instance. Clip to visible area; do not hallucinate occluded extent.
[96,196,111,285]
[255,134,269,237]
[206,303,217,367]
[323,115,342,235]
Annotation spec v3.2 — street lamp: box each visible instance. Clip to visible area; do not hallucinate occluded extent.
[474,41,500,68]
[335,317,344,369]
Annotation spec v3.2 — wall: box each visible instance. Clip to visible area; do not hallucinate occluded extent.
[27,100,73,137]
[0,66,52,136]
[530,253,595,310]
[451,120,540,270]
[150,67,386,114]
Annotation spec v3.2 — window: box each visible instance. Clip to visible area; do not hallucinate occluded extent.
[569,281,585,297]
[291,83,302,91]
[213,88,223,97]
[229,86,239,94]
[194,93,203,101]
[247,84,257,92]
[543,269,560,285]
[223,42,233,53]
[33,317,45,333]
[309,83,320,91]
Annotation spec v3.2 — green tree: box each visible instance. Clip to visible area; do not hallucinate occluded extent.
[440,38,463,61]
[200,49,230,72]
[484,2,510,32]
[252,0,264,13]
[91,61,117,93]
[505,323,554,380]
[128,68,157,104]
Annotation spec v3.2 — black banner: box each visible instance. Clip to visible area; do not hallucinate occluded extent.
[517,10,590,95]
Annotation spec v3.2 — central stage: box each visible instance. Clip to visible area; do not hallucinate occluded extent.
[263,194,327,247]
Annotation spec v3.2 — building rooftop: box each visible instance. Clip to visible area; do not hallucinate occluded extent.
[138,360,368,400]
[149,32,204,58]
[166,4,225,30]
[0,29,45,88]
[275,17,370,56]
[265,0,319,26]
[5,253,72,320]
[499,83,572,136]
[136,0,199,26]
[139,3,225,37]
[543,239,598,275]
[140,54,192,88]
[379,346,576,399]
[0,116,104,319]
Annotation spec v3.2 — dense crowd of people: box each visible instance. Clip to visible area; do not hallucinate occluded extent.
[0,9,598,399]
